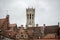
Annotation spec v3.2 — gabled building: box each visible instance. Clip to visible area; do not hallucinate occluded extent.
[9,24,17,31]
[0,8,60,40]
[0,15,9,31]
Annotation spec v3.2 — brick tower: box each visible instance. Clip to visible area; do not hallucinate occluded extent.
[26,8,35,27]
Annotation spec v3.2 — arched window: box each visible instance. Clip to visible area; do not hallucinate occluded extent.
[30,14,31,19]
[32,15,34,19]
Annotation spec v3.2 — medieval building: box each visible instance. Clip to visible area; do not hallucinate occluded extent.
[0,8,60,40]
[26,8,35,27]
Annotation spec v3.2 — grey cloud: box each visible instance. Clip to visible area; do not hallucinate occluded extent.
[0,0,60,26]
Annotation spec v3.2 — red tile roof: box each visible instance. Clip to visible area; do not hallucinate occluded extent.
[3,30,16,38]
[43,34,56,38]
[9,24,17,28]
[0,18,6,30]
[0,19,5,27]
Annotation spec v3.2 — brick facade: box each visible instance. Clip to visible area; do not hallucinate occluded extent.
[0,8,60,40]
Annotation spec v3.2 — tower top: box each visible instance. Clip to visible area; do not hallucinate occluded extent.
[26,7,35,9]
[26,8,35,27]
[26,8,35,12]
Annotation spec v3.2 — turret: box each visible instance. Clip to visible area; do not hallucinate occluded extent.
[26,8,35,27]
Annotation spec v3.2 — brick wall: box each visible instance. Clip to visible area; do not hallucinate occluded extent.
[33,39,60,40]
[15,38,60,40]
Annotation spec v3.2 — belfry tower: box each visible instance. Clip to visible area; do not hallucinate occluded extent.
[26,8,35,27]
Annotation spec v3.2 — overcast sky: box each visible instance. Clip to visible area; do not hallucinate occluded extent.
[0,0,60,27]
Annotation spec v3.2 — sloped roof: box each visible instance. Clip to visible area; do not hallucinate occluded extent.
[9,24,17,28]
[44,25,59,35]
[3,30,16,38]
[43,34,56,38]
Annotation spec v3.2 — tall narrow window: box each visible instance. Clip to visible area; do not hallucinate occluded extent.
[32,15,34,19]
[30,14,31,19]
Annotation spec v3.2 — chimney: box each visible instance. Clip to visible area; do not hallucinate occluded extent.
[6,15,9,29]
[43,24,45,27]
[21,25,23,27]
[21,25,24,28]
[6,15,9,18]
[36,24,38,27]
[58,22,59,27]
[6,15,9,21]
[26,25,28,29]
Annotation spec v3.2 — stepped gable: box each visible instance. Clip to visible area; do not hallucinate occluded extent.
[0,15,9,30]
[0,18,8,30]
[0,18,5,28]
